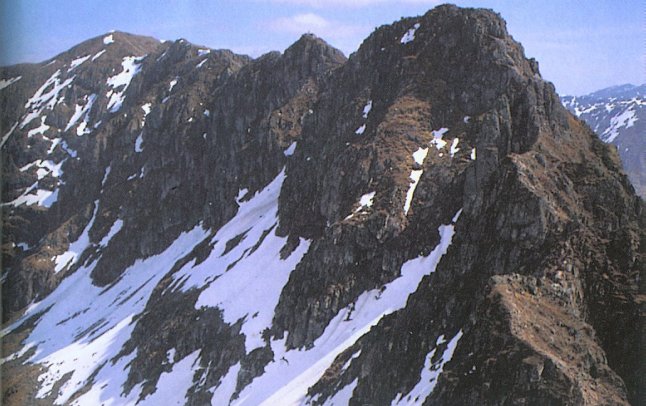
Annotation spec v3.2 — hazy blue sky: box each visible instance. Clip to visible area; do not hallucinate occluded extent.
[0,0,642,95]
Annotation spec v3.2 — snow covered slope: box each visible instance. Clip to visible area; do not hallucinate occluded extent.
[2,5,643,406]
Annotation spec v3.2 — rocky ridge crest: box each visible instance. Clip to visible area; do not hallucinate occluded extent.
[1,5,643,406]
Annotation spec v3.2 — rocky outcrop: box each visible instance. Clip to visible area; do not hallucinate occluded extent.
[2,5,643,406]
[273,3,562,348]
[273,6,643,405]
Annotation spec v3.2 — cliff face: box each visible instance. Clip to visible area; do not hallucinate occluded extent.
[2,5,643,406]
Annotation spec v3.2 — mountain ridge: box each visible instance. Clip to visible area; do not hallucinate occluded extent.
[567,83,645,101]
[2,4,644,406]
[562,83,645,197]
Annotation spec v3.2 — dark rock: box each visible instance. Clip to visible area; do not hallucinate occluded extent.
[1,5,643,406]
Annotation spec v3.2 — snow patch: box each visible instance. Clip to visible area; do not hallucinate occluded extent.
[341,349,362,372]
[209,363,241,405]
[449,138,460,158]
[391,330,463,405]
[412,147,429,165]
[35,317,135,403]
[198,49,210,56]
[92,50,106,61]
[284,142,297,157]
[140,351,201,405]
[196,59,208,69]
[106,56,145,113]
[400,23,421,44]
[236,188,249,203]
[21,159,65,180]
[362,100,373,118]
[175,170,311,353]
[346,191,376,219]
[103,34,114,45]
[137,103,153,135]
[470,148,476,160]
[17,242,31,251]
[4,184,59,208]
[27,116,50,137]
[404,146,430,215]
[22,70,75,128]
[602,108,637,142]
[0,122,19,148]
[47,137,63,155]
[0,76,21,90]
[359,191,375,208]
[135,132,144,152]
[65,94,96,134]
[355,124,366,135]
[236,212,460,405]
[323,378,358,405]
[53,202,99,273]
[169,77,179,92]
[430,127,449,150]
[141,103,152,116]
[99,219,123,247]
[166,348,176,364]
[65,103,86,132]
[101,166,112,187]
[404,170,423,215]
[68,55,91,71]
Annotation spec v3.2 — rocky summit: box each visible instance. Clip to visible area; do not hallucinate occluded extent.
[1,5,644,406]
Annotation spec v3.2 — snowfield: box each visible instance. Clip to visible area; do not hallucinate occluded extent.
[2,161,463,405]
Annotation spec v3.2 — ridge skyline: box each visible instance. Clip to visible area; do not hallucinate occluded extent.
[1,1,641,95]
[4,28,644,100]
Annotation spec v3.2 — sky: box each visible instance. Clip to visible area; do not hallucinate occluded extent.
[0,0,642,95]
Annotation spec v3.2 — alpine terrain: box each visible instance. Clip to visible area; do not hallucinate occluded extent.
[1,5,644,406]
[562,84,646,198]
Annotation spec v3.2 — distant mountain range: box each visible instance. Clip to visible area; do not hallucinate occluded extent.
[562,84,645,197]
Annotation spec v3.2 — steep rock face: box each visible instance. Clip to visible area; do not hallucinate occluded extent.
[273,5,565,352]
[1,31,344,311]
[2,5,643,406]
[562,84,646,197]
[276,6,643,405]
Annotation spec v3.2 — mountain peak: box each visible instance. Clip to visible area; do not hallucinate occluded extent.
[294,32,324,45]
[284,32,346,66]
[586,83,646,100]
[1,5,643,406]
[58,31,162,62]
